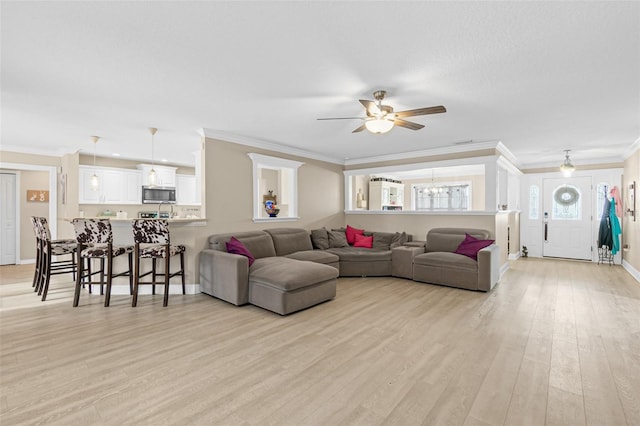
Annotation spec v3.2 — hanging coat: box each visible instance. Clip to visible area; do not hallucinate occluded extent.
[610,198,622,255]
[598,197,613,249]
[610,186,623,218]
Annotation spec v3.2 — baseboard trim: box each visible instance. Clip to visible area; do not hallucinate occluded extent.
[622,260,640,283]
[500,261,510,277]
[19,258,36,265]
[508,252,521,260]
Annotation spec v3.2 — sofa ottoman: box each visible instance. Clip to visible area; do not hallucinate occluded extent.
[249,257,338,315]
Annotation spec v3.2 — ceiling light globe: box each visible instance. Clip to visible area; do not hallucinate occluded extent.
[365,119,394,134]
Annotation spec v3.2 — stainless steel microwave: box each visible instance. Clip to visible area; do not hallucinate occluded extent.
[141,186,176,204]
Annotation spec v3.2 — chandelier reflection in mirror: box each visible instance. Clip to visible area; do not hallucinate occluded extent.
[414,183,470,210]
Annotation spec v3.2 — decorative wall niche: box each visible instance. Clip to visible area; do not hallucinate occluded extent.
[248,153,304,222]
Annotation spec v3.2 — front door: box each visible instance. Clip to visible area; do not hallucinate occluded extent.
[542,176,593,260]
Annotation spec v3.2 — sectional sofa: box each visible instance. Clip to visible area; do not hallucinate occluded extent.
[199,227,500,315]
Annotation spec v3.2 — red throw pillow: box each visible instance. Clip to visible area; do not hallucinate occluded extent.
[454,233,494,260]
[225,236,255,266]
[345,225,364,245]
[353,233,373,248]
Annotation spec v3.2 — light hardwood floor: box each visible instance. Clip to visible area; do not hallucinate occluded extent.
[1,258,639,425]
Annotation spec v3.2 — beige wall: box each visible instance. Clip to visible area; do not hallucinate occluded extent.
[622,146,640,276]
[19,171,50,260]
[0,151,61,168]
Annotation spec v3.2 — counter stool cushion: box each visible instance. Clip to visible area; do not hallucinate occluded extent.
[81,245,134,258]
[138,244,186,258]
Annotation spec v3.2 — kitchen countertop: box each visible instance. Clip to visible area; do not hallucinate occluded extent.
[66,217,206,224]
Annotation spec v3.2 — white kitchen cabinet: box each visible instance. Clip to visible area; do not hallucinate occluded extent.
[176,174,200,205]
[368,180,405,210]
[137,164,177,187]
[79,166,142,204]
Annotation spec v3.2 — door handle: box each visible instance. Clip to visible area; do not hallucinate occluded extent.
[544,223,548,242]
[544,211,549,242]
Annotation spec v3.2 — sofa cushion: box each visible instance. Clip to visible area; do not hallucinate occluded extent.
[225,237,255,265]
[328,230,349,248]
[250,257,338,291]
[265,228,313,256]
[284,250,339,265]
[209,231,276,259]
[425,228,491,253]
[327,247,391,262]
[345,225,364,245]
[353,233,373,248]
[390,232,409,248]
[310,228,330,250]
[414,251,479,272]
[372,232,394,250]
[454,233,494,260]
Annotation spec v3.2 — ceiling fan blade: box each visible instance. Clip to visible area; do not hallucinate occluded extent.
[359,99,380,116]
[394,118,424,131]
[352,124,367,133]
[394,105,447,118]
[317,117,365,120]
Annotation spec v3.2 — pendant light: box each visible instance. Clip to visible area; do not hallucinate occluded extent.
[560,149,576,177]
[148,127,158,187]
[90,136,100,191]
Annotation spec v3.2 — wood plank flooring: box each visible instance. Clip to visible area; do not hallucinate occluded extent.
[1,258,639,425]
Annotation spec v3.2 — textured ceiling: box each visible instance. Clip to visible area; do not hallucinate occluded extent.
[1,1,638,168]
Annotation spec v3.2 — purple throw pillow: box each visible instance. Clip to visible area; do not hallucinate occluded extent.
[225,236,255,266]
[454,233,494,260]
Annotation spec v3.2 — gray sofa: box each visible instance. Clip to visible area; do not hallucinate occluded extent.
[412,228,500,292]
[199,226,500,315]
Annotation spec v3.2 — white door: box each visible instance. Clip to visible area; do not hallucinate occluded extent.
[0,173,17,265]
[542,176,593,260]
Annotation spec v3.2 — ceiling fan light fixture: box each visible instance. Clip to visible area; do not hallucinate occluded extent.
[365,118,394,134]
[560,149,576,177]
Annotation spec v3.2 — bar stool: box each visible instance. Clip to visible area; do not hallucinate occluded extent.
[31,217,77,301]
[71,218,133,307]
[131,219,185,307]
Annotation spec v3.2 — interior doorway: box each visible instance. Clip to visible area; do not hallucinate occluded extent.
[0,173,17,265]
[542,176,593,260]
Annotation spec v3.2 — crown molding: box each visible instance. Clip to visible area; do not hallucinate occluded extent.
[200,128,344,165]
[626,136,640,159]
[344,140,507,167]
[522,155,625,170]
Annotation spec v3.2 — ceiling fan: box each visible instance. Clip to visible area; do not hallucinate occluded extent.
[317,90,446,134]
